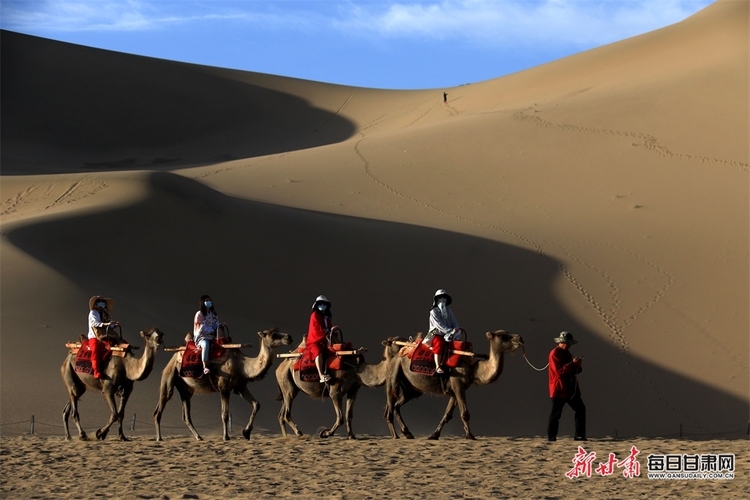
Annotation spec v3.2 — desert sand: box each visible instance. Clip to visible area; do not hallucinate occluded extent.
[1,0,748,497]
[1,435,748,499]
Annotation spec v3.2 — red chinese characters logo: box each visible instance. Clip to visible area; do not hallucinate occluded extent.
[567,446,641,479]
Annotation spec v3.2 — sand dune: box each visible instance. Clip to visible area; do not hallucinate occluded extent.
[1,0,747,488]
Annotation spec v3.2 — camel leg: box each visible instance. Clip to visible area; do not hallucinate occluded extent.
[237,385,259,440]
[454,386,475,440]
[344,385,360,440]
[153,368,177,442]
[276,367,302,438]
[384,370,415,439]
[61,361,88,440]
[111,384,133,442]
[428,397,457,440]
[392,390,415,439]
[220,390,232,441]
[320,386,345,438]
[278,386,302,438]
[178,385,202,441]
[384,378,400,439]
[96,387,119,441]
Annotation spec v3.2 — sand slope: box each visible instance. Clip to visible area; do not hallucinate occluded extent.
[1,0,747,450]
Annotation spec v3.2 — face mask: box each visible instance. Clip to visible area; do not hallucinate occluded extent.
[204,301,213,309]
[317,303,327,312]
[96,302,106,309]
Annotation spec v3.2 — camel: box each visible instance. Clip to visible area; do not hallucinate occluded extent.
[61,327,164,441]
[385,330,523,440]
[153,327,293,441]
[276,336,405,439]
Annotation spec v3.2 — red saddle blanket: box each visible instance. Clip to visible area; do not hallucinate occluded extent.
[179,338,231,378]
[74,338,115,375]
[293,343,354,382]
[408,341,473,375]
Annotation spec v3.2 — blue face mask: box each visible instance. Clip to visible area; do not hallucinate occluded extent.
[204,301,213,309]
[317,303,327,312]
[96,301,106,309]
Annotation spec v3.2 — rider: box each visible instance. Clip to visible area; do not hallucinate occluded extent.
[307,295,334,383]
[87,296,119,379]
[423,289,463,374]
[194,295,221,376]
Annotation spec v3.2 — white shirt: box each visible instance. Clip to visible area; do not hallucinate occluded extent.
[88,309,108,339]
[194,310,220,342]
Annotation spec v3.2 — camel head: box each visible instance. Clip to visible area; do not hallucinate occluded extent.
[257,327,293,349]
[381,336,407,359]
[485,330,523,353]
[140,327,164,348]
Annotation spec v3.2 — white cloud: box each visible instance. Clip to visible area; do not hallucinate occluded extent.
[337,0,714,47]
[1,0,713,47]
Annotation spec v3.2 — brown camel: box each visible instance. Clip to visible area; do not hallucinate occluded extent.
[61,327,164,441]
[153,327,293,441]
[385,330,523,440]
[275,336,405,439]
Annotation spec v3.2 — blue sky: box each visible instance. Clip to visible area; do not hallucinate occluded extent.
[1,0,713,89]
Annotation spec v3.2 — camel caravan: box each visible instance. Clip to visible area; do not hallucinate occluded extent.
[63,291,524,441]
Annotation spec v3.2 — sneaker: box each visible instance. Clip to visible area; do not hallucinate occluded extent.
[320,374,331,383]
[435,367,444,374]
[203,367,211,375]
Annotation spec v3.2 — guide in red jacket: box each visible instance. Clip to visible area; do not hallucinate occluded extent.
[547,331,586,441]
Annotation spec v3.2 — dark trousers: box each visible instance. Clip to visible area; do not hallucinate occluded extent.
[547,394,586,440]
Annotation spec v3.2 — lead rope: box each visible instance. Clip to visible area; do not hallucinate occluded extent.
[522,345,549,371]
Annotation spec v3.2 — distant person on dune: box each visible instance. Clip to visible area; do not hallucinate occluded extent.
[547,331,586,441]
[443,92,448,103]
[423,289,464,374]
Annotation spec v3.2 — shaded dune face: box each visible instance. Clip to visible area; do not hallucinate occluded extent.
[0,30,357,174]
[6,172,747,437]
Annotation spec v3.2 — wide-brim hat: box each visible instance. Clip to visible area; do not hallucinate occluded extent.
[89,296,114,311]
[432,289,452,307]
[311,294,331,309]
[554,331,577,345]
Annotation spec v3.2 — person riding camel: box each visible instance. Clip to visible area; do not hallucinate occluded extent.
[87,296,120,379]
[423,289,463,374]
[194,294,223,376]
[307,295,335,383]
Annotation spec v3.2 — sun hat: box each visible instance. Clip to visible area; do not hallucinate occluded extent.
[89,296,114,311]
[554,331,577,345]
[432,289,452,307]
[311,295,331,309]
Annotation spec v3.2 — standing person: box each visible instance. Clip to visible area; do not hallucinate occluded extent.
[547,331,586,441]
[307,295,333,383]
[443,92,448,103]
[194,295,221,376]
[423,289,463,374]
[87,296,119,379]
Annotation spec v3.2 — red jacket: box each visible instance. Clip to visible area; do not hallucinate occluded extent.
[307,310,331,346]
[548,346,582,399]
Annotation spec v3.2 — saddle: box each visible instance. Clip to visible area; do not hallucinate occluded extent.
[68,338,132,375]
[179,338,231,378]
[403,341,474,376]
[293,342,355,382]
